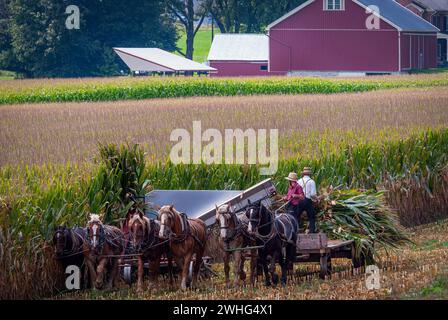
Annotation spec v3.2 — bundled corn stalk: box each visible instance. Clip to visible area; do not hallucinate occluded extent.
[316,188,411,261]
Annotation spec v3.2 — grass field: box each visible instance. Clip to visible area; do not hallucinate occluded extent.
[0,70,15,80]
[176,26,218,62]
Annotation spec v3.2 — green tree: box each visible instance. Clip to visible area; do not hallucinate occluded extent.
[166,0,207,60]
[206,0,306,33]
[1,0,177,77]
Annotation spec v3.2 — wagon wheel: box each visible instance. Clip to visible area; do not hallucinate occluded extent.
[186,260,193,284]
[319,253,331,279]
[122,264,133,285]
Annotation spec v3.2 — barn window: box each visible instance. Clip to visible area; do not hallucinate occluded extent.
[260,65,268,71]
[325,0,344,11]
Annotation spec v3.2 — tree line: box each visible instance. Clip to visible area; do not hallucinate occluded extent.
[0,0,305,78]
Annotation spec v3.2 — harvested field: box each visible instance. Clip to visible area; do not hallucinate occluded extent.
[1,87,448,166]
[56,220,448,300]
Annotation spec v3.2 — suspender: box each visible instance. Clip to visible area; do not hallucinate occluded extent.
[301,178,309,198]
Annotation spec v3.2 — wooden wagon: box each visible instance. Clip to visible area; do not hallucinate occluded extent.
[296,233,369,279]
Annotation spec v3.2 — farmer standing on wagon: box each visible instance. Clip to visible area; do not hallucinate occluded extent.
[283,172,305,220]
[297,167,318,233]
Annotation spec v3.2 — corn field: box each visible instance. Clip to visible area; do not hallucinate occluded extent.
[0,75,447,299]
[0,72,447,105]
[1,128,447,299]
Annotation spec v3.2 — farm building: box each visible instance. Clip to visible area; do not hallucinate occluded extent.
[209,0,440,76]
[207,34,269,77]
[113,48,216,75]
[396,0,448,64]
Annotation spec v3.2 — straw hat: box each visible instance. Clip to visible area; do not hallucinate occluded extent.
[285,172,298,181]
[302,167,312,176]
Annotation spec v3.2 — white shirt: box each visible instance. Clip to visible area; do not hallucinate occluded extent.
[298,175,317,199]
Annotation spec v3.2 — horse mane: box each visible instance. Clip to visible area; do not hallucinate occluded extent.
[88,214,102,224]
[128,212,150,234]
[216,204,232,215]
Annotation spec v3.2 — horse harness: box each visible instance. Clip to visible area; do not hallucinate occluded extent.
[163,210,205,249]
[219,211,252,251]
[53,227,86,258]
[86,224,124,255]
[250,205,297,246]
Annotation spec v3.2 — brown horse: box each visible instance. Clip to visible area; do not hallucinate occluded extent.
[127,210,173,293]
[215,204,257,288]
[84,214,124,289]
[157,205,207,291]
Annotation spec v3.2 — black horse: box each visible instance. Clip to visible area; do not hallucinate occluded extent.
[52,226,88,288]
[247,202,298,286]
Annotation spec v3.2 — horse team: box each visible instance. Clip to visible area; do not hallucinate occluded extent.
[52,200,299,292]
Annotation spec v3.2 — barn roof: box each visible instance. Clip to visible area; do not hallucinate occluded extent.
[207,34,269,61]
[354,0,439,32]
[414,0,448,11]
[113,48,216,72]
[267,0,439,33]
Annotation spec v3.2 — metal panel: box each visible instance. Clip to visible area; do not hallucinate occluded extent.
[145,190,242,219]
[144,178,277,227]
[113,48,216,72]
[356,0,439,32]
[207,34,269,61]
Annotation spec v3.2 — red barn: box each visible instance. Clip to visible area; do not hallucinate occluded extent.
[207,34,269,77]
[268,0,439,74]
[209,0,439,76]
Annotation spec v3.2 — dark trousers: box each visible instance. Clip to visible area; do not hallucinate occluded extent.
[286,202,300,219]
[288,198,316,233]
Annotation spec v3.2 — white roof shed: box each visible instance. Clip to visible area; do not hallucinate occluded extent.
[207,34,269,61]
[113,48,216,73]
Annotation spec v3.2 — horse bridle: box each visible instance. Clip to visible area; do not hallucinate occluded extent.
[158,210,174,235]
[248,204,277,242]
[54,228,81,254]
[217,210,241,243]
[86,222,105,251]
[53,228,69,254]
[129,217,156,251]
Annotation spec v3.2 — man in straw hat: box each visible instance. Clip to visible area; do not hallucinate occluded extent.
[282,172,305,220]
[297,167,317,233]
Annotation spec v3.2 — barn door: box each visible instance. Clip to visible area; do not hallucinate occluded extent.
[418,36,424,69]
